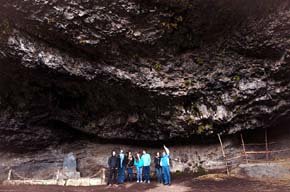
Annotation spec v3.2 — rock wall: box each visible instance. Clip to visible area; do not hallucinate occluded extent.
[1,127,290,182]
[1,121,290,181]
[0,139,240,181]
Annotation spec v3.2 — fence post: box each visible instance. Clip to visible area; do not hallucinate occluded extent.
[101,168,106,184]
[7,169,12,181]
[56,169,60,180]
[240,133,248,164]
[265,128,269,161]
[217,134,230,176]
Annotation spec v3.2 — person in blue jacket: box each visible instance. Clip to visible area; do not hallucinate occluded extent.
[141,150,151,183]
[160,145,171,185]
[117,149,127,184]
[134,152,144,183]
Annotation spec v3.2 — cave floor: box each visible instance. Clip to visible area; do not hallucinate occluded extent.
[0,175,290,192]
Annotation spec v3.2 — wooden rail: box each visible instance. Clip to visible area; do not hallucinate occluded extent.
[220,130,290,173]
[242,142,277,146]
[245,148,290,154]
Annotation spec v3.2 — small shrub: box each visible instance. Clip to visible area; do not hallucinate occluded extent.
[233,75,241,82]
[196,165,207,176]
[153,62,162,71]
[196,57,204,65]
[197,123,213,134]
[0,19,11,42]
[184,79,192,87]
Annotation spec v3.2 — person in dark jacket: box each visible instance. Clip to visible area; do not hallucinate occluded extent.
[126,151,134,182]
[117,149,127,184]
[108,150,119,186]
[154,152,162,183]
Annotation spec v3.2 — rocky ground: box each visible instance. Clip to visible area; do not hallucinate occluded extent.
[1,174,290,192]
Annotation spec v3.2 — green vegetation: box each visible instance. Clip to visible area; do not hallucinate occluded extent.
[79,39,87,44]
[153,62,162,71]
[196,57,204,65]
[0,19,11,42]
[216,96,224,105]
[186,115,195,125]
[168,0,193,9]
[175,170,182,175]
[232,95,239,102]
[233,75,241,82]
[195,165,207,176]
[47,18,55,24]
[191,102,200,116]
[161,22,178,30]
[161,15,183,31]
[184,79,192,87]
[197,123,213,134]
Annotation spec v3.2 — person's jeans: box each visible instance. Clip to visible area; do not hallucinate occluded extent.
[137,167,143,182]
[162,166,171,184]
[118,166,126,183]
[108,168,117,185]
[127,167,134,181]
[155,167,162,183]
[143,166,150,182]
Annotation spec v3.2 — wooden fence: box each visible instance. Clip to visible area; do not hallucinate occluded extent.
[217,128,290,175]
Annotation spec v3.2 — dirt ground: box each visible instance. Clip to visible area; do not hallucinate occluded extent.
[0,174,290,192]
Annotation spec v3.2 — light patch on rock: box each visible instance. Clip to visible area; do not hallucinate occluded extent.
[203,160,226,170]
[214,106,228,120]
[64,11,75,20]
[38,51,63,69]
[221,93,235,104]
[239,79,266,91]
[8,36,36,54]
[255,95,270,101]
[198,104,212,119]
[133,31,141,37]
[127,114,139,123]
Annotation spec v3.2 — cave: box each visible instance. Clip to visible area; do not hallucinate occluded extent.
[0,0,290,189]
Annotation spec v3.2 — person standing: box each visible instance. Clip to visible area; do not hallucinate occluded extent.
[160,145,171,185]
[126,151,134,182]
[134,152,144,183]
[118,149,127,184]
[108,150,119,186]
[141,150,151,183]
[154,152,162,183]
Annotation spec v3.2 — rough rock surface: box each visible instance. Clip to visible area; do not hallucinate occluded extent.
[0,140,239,181]
[0,0,290,149]
[236,163,290,180]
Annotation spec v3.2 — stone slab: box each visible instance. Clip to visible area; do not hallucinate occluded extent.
[236,162,290,180]
[2,178,103,186]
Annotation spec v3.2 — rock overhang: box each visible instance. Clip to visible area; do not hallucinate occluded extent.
[0,0,289,148]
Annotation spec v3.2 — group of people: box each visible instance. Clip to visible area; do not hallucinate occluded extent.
[107,145,171,186]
